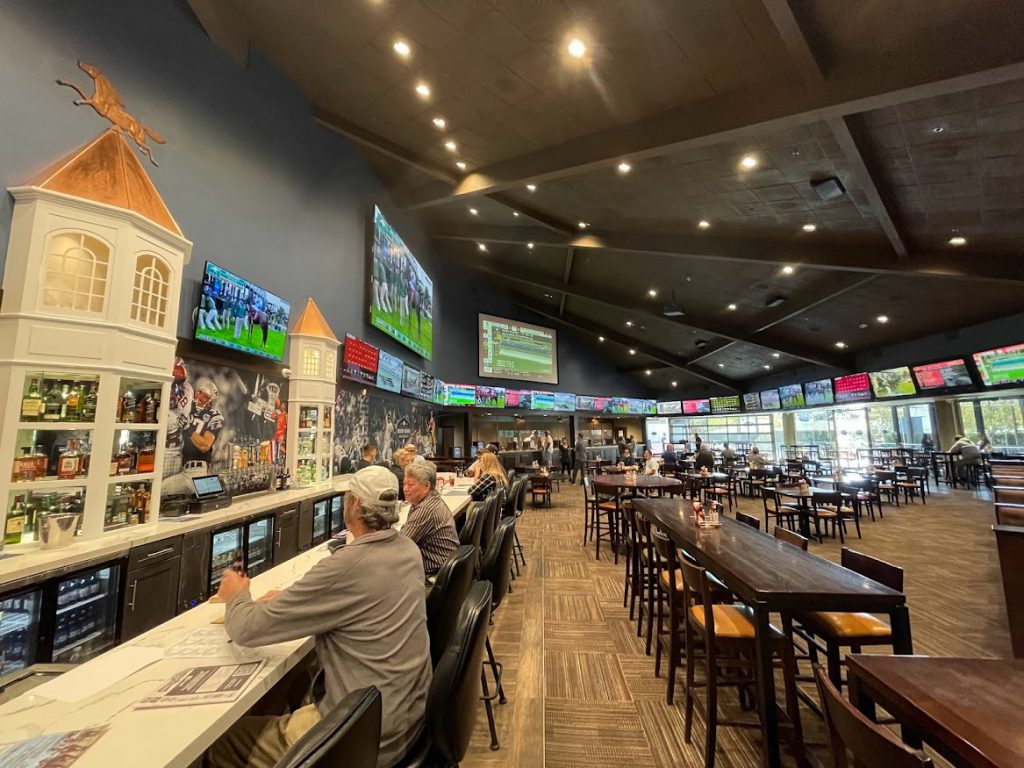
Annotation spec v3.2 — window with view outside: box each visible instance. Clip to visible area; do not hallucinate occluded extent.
[793,409,836,450]
[667,414,778,457]
[979,398,1024,451]
[959,401,979,446]
[867,406,900,448]
[896,403,935,449]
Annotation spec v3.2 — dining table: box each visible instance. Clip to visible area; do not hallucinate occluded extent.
[847,655,1024,768]
[634,497,911,768]
[775,484,853,540]
[589,473,682,498]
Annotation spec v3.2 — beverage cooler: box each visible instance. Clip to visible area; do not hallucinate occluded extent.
[329,494,343,537]
[0,588,42,676]
[209,525,244,594]
[244,516,274,577]
[311,497,330,546]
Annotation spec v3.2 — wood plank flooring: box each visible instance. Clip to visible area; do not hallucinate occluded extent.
[462,480,1011,767]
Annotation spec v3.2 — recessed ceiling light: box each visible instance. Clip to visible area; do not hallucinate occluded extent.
[578,221,589,229]
[512,211,520,217]
[567,38,586,58]
[671,381,678,387]
[468,207,478,216]
[718,363,725,368]
[931,125,945,134]
[444,140,457,152]
[414,82,430,98]
[727,303,737,311]
[763,364,772,370]
[648,289,657,297]
[628,348,636,355]
[876,315,889,324]
[740,155,758,170]
[858,322,869,329]
[625,320,634,327]
[526,242,534,250]
[544,293,553,299]
[455,161,467,171]
[949,235,967,246]
[393,40,411,58]
[617,161,632,174]
[598,335,605,342]
[526,183,537,192]
[698,219,711,229]
[802,223,817,232]
[781,265,795,275]
[432,117,446,130]
[835,341,847,349]
[772,352,780,358]
[645,369,652,376]
[477,242,487,252]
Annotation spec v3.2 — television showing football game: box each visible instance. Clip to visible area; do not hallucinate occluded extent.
[760,389,782,410]
[869,366,917,398]
[418,373,435,402]
[478,314,558,385]
[913,359,973,391]
[370,206,433,360]
[532,391,556,410]
[804,379,835,406]
[375,350,403,393]
[553,392,577,411]
[575,395,597,411]
[196,261,291,361]
[779,384,805,409]
[973,343,1024,387]
[401,365,422,397]
[445,383,476,406]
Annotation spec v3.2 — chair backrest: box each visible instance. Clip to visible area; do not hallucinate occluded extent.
[677,556,714,632]
[814,667,932,768]
[515,475,528,512]
[841,547,903,592]
[494,486,507,517]
[458,503,485,549]
[273,686,382,768]
[502,479,519,517]
[736,511,760,530]
[477,493,500,553]
[582,476,592,502]
[426,545,479,667]
[480,516,517,610]
[996,505,1024,526]
[773,525,808,551]
[426,581,493,765]
[813,490,843,508]
[760,486,780,514]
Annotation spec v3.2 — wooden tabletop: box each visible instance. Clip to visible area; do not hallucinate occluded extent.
[632,497,905,612]
[590,474,681,490]
[847,655,1024,768]
[776,485,848,500]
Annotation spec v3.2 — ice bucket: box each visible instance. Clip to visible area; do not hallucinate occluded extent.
[39,513,80,550]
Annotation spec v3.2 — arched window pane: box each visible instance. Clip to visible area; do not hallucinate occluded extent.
[42,233,110,313]
[303,348,321,377]
[131,254,171,328]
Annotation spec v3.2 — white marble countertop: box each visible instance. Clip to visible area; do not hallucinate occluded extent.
[0,478,353,587]
[0,492,471,768]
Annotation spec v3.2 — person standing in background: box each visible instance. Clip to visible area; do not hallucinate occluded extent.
[626,435,636,456]
[558,437,572,476]
[541,430,554,468]
[693,433,702,451]
[722,442,737,466]
[573,433,587,484]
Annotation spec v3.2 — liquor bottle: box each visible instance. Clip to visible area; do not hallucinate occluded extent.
[135,393,148,424]
[58,384,70,420]
[58,440,82,480]
[21,379,44,421]
[12,448,36,482]
[136,442,155,474]
[143,391,158,424]
[65,383,81,420]
[43,382,63,422]
[120,390,137,424]
[3,503,26,545]
[81,383,98,422]
[116,443,136,475]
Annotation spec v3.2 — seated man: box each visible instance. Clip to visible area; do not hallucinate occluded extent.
[721,442,737,466]
[641,448,660,476]
[621,448,636,467]
[748,446,769,469]
[661,443,678,465]
[401,461,460,578]
[207,466,430,768]
[694,444,715,471]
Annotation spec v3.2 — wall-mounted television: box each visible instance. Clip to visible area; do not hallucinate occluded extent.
[657,400,682,415]
[869,366,917,398]
[418,373,435,402]
[742,392,762,412]
[196,261,291,362]
[445,383,476,407]
[532,391,556,410]
[375,350,403,393]
[575,395,597,411]
[476,386,506,408]
[683,399,711,415]
[593,396,610,412]
[370,206,433,360]
[478,313,558,385]
[342,334,379,385]
[505,389,532,409]
[834,373,871,403]
[973,343,1024,387]
[553,392,577,411]
[433,378,446,405]
[912,359,973,391]
[760,389,781,410]
[710,395,741,414]
[779,384,805,409]
[804,379,835,406]
[401,365,422,397]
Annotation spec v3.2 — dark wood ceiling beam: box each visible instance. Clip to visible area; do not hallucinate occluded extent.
[430,224,1024,283]
[510,295,741,392]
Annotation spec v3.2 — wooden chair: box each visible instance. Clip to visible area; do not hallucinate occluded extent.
[760,487,796,532]
[735,510,760,530]
[843,477,881,522]
[529,475,552,508]
[678,557,804,768]
[773,526,808,550]
[582,477,618,560]
[814,666,932,767]
[875,470,900,507]
[652,530,686,704]
[896,466,928,504]
[797,548,903,691]
[742,468,767,497]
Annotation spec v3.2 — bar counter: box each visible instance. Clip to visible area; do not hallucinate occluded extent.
[0,492,471,767]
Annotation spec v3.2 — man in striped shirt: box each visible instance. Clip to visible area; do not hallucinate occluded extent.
[401,461,459,578]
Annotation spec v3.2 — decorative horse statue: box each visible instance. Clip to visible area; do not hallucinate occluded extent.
[57,61,165,165]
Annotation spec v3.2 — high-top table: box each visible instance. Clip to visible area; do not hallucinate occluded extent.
[589,474,681,496]
[633,497,911,768]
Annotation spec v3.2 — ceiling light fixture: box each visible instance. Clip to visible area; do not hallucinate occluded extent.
[526,242,534,250]
[432,117,446,129]
[645,369,652,376]
[477,243,487,252]
[698,219,711,229]
[671,381,678,387]
[598,335,605,342]
[578,221,588,229]
[444,140,457,151]
[648,289,657,297]
[526,183,537,192]
[628,348,637,355]
[393,40,411,57]
[835,341,847,349]
[727,303,737,311]
[931,125,945,134]
[625,320,634,327]
[567,38,586,58]
[876,315,889,324]
[772,352,780,358]
[414,82,430,98]
[781,265,795,275]
[617,161,631,174]
[949,235,967,246]
[740,155,758,170]
[455,161,466,171]
[512,211,520,217]
[858,322,869,329]
[468,207,478,216]
[763,364,772,370]
[802,223,817,232]
[718,363,725,368]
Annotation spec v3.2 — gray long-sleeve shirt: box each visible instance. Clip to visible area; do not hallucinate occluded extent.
[225,528,431,768]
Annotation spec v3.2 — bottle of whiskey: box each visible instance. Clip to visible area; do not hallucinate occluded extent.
[21,379,44,422]
[4,503,26,546]
[58,440,82,480]
[136,441,155,474]
[32,445,48,479]
[82,383,98,422]
[116,443,137,475]
[58,384,70,420]
[43,382,63,422]
[137,392,152,424]
[120,390,137,424]
[65,383,81,420]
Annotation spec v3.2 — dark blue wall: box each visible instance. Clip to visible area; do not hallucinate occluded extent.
[0,0,650,399]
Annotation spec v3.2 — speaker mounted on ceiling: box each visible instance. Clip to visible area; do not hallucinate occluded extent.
[811,176,846,201]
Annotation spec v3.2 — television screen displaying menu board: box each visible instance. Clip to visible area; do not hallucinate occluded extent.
[418,372,435,402]
[657,400,682,415]
[433,378,446,405]
[973,343,1024,387]
[869,366,917,398]
[445,383,476,407]
[683,399,711,415]
[532,391,555,410]
[476,386,506,408]
[760,389,781,410]
[375,349,403,393]
[779,384,805,409]
[196,261,291,362]
[342,335,379,385]
[575,395,597,411]
[553,392,576,411]
[370,206,433,360]
[743,392,762,412]
[401,365,422,397]
[710,395,741,414]
[478,313,558,385]
[913,359,973,391]
[804,379,835,406]
[834,373,871,403]
[505,389,532,409]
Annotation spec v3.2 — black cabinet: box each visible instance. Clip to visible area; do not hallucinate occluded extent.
[178,530,212,613]
[122,538,182,642]
[275,506,300,562]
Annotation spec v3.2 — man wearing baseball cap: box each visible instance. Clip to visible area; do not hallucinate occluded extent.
[208,466,430,768]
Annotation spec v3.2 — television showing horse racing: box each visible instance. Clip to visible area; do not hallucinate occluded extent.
[195,262,290,362]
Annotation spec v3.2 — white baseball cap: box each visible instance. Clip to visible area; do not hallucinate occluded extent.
[348,465,399,506]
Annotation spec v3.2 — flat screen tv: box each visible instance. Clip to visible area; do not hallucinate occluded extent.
[197,261,291,361]
[760,389,781,410]
[401,365,422,397]
[593,396,610,412]
[433,378,446,405]
[532,391,556,410]
[779,384,805,409]
[342,335,379,385]
[869,366,917,398]
[710,395,741,414]
[683,399,711,415]
[553,392,576,411]
[375,350,403,393]
[370,206,433,360]
[973,343,1024,387]
[505,389,532,409]
[804,379,835,406]
[834,373,872,403]
[418,373,435,402]
[912,359,973,391]
[575,395,597,411]
[743,392,762,412]
[445,383,476,407]
[657,400,682,415]
[478,313,558,385]
[475,386,506,408]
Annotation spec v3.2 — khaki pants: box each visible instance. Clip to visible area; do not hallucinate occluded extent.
[205,704,321,768]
